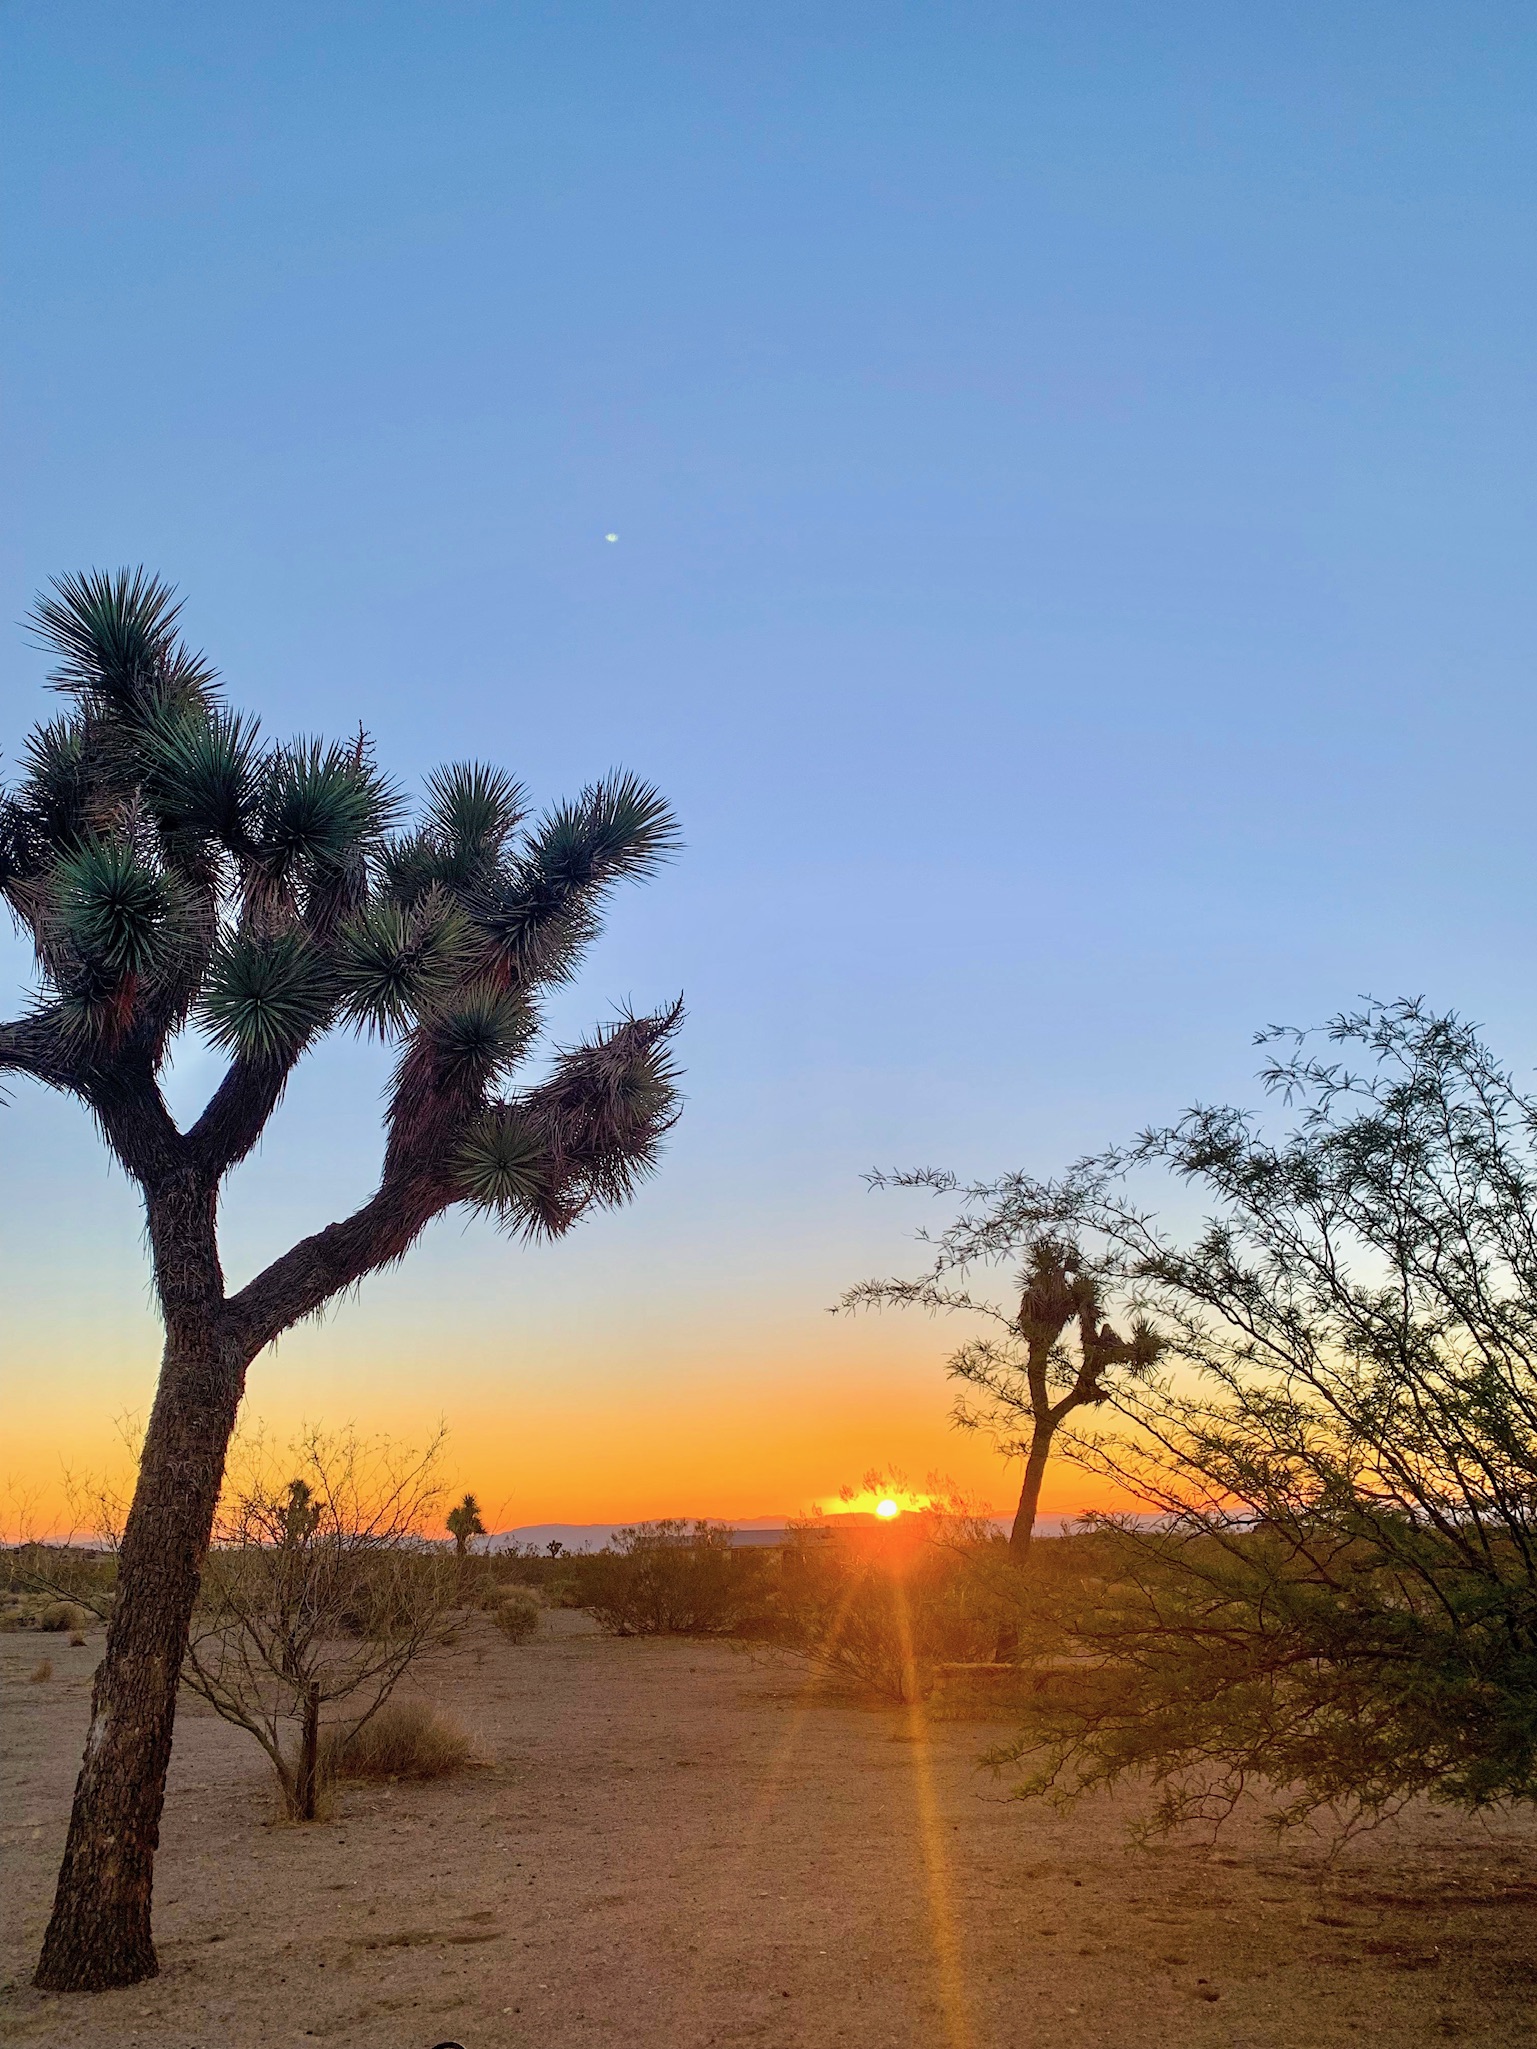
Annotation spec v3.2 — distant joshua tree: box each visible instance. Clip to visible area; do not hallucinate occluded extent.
[843,1189,1160,1555]
[446,1492,486,1559]
[3,572,682,1991]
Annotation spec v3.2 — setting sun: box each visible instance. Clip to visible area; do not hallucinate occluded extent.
[875,1497,900,1520]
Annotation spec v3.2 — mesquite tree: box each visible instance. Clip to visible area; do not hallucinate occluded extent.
[1,571,682,1991]
[843,1188,1160,1553]
[979,1002,1537,1835]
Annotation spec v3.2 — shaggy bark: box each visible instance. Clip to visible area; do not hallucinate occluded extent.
[35,1322,246,1988]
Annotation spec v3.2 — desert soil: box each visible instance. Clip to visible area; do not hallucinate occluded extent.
[4,1611,1537,2049]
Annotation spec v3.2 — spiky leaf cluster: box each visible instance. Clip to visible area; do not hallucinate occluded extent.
[2,568,683,1271]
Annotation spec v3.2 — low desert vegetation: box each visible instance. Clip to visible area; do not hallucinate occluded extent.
[2,1544,115,1629]
[570,1501,1017,1705]
[182,1429,462,1822]
[37,1601,90,1633]
[575,1520,772,1637]
[317,1698,476,1784]
[29,1658,53,1684]
[488,1585,541,1642]
[871,1001,1537,1839]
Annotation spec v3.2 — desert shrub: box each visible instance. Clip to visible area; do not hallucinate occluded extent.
[2,1546,116,1622]
[69,1631,86,1647]
[578,1522,771,1636]
[185,1429,461,1820]
[756,1515,1013,1702]
[30,1659,53,1683]
[37,1601,89,1633]
[318,1699,475,1783]
[965,1001,1537,1836]
[490,1587,540,1642]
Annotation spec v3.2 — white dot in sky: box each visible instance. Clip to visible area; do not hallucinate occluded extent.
[604,533,619,543]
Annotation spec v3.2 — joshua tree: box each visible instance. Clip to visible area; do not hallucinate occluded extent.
[446,1491,486,1559]
[2,571,682,1990]
[844,1196,1160,1555]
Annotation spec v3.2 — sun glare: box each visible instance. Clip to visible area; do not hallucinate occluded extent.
[875,1497,900,1520]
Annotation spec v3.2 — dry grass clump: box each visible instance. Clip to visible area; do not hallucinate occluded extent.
[38,1601,90,1633]
[69,1631,86,1646]
[30,1659,53,1683]
[318,1699,476,1783]
[490,1587,540,1642]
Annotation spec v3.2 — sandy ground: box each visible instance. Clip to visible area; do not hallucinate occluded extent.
[4,1613,1537,2049]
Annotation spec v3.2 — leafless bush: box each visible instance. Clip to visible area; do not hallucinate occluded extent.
[183,1428,460,1821]
[30,1659,52,1684]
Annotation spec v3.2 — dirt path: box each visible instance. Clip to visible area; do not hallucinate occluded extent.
[4,1612,1536,2048]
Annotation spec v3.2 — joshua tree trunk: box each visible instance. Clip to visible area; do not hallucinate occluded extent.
[1008,1420,1057,1559]
[35,1243,247,1989]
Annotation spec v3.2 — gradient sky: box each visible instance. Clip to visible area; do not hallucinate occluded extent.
[4,2,1536,1532]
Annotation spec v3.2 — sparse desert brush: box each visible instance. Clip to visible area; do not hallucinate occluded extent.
[38,1601,90,1633]
[580,1521,771,1636]
[319,1699,476,1783]
[30,1659,53,1683]
[491,1587,540,1642]
[185,1431,464,1822]
[757,1517,1013,1703]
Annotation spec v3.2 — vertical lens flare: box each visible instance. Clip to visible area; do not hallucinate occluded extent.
[891,1570,974,2049]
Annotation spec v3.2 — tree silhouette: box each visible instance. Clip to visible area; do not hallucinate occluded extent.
[3,572,682,1990]
[844,1201,1159,1554]
[446,1491,486,1558]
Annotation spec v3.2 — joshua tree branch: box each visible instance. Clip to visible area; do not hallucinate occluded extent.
[0,1010,91,1097]
[0,1011,186,1188]
[226,1169,450,1357]
[185,1050,309,1181]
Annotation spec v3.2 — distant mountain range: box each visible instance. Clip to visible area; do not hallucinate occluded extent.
[484,1511,1072,1553]
[484,1518,797,1553]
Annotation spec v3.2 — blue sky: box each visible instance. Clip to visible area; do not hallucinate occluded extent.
[4,2,1535,1520]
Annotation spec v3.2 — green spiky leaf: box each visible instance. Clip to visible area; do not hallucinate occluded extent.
[535,772,680,888]
[334,894,467,1036]
[454,1106,550,1216]
[56,839,179,978]
[254,738,401,880]
[198,927,335,1062]
[29,568,218,721]
[142,705,262,847]
[427,985,536,1093]
[14,717,95,859]
[475,773,679,985]
[423,762,526,866]
[379,832,453,908]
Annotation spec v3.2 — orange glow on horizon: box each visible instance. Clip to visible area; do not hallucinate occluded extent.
[2,1326,1149,1541]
